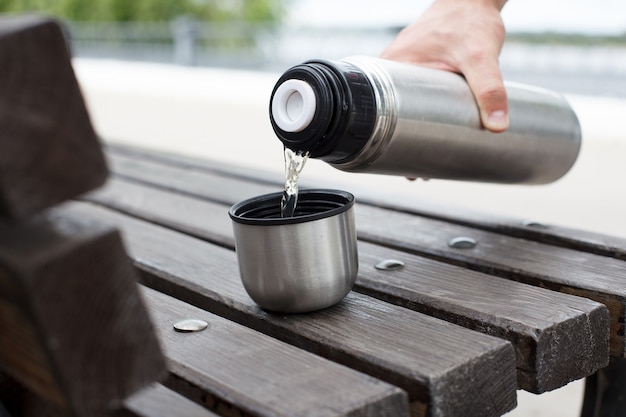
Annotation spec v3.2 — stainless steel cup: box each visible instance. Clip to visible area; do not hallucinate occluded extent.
[229,189,358,313]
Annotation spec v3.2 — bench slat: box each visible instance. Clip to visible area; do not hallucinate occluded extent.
[355,204,626,357]
[66,201,517,417]
[83,170,612,394]
[102,149,626,358]
[134,288,409,417]
[356,240,609,392]
[0,16,108,219]
[106,144,626,260]
[122,383,220,417]
[0,210,165,417]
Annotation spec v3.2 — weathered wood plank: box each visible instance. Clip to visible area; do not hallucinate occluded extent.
[138,287,408,417]
[101,149,626,358]
[0,15,107,219]
[358,200,626,262]
[82,176,611,393]
[0,209,165,417]
[0,377,217,417]
[65,201,518,417]
[356,241,609,392]
[354,204,626,357]
[107,148,277,205]
[121,383,220,417]
[106,144,626,260]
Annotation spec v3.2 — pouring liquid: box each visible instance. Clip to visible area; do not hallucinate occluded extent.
[281,147,309,218]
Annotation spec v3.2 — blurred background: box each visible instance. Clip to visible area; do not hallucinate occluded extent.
[4,2,626,414]
[4,2,625,244]
[4,0,625,91]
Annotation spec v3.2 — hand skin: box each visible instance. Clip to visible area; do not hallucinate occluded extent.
[380,0,509,132]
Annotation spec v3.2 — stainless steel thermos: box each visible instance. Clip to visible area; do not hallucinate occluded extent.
[269,56,581,184]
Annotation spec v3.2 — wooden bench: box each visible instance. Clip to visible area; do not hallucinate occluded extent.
[0,15,165,417]
[2,13,626,417]
[60,143,621,417]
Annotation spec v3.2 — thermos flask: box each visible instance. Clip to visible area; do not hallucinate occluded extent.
[269,56,581,184]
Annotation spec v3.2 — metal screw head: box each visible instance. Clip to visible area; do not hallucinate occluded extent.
[523,220,548,229]
[375,259,405,271]
[173,319,209,333]
[448,236,477,249]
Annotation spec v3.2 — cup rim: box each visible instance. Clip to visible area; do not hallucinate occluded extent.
[229,189,354,226]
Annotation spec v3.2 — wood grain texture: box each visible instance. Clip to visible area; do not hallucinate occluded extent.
[0,15,107,219]
[356,241,609,393]
[84,177,610,393]
[358,201,626,262]
[121,383,220,417]
[0,209,165,417]
[102,148,626,358]
[106,143,626,260]
[354,204,626,357]
[106,148,277,205]
[138,287,409,417]
[66,201,517,417]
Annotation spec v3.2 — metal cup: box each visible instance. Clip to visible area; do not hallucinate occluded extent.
[229,189,358,313]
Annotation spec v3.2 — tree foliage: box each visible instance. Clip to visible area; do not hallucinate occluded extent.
[0,0,285,22]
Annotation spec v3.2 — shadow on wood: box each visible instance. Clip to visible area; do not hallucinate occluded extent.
[0,210,166,417]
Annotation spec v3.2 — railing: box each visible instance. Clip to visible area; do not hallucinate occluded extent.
[65,18,626,97]
[66,18,401,70]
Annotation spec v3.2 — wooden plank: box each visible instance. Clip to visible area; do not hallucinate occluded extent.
[106,144,626,260]
[83,177,610,393]
[66,201,518,417]
[0,375,221,417]
[0,209,165,417]
[101,148,626,358]
[0,375,220,417]
[137,287,408,417]
[357,199,626,261]
[121,384,220,417]
[0,15,108,219]
[356,241,609,392]
[354,204,626,357]
[106,148,277,205]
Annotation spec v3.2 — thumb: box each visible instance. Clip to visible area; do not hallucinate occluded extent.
[462,60,509,133]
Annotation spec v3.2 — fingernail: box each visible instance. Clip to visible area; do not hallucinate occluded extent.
[486,110,509,132]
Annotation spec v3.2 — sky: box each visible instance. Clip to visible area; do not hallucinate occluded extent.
[287,0,626,35]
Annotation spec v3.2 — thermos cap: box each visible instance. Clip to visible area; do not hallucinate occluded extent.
[269,59,378,162]
[271,79,317,133]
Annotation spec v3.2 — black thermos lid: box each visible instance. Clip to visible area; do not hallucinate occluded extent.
[269,59,377,164]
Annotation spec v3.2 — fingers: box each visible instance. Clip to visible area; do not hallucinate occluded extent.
[380,0,509,133]
[461,57,509,133]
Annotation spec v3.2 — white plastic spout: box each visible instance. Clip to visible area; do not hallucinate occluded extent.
[271,79,317,133]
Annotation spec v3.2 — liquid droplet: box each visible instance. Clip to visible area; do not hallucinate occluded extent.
[281,147,309,218]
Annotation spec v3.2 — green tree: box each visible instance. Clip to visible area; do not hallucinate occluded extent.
[0,0,285,22]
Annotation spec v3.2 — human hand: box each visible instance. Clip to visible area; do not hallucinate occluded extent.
[380,0,509,132]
